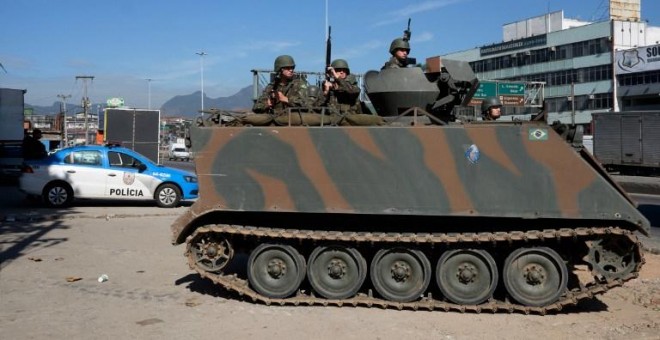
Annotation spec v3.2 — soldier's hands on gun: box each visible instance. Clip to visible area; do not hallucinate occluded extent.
[267,90,289,107]
[323,66,341,95]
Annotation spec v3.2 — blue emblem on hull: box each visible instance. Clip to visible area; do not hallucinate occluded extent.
[465,144,480,164]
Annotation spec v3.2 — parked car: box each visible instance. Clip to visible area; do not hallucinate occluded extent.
[19,144,198,208]
[168,143,190,161]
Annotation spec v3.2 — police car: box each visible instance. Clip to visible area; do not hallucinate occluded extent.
[19,144,198,208]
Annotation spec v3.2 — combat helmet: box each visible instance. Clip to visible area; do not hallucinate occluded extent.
[274,55,296,73]
[307,85,321,98]
[389,38,411,54]
[331,59,350,74]
[481,96,502,113]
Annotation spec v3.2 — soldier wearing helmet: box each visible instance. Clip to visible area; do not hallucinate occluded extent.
[382,38,411,70]
[253,55,309,115]
[481,96,502,121]
[321,59,362,114]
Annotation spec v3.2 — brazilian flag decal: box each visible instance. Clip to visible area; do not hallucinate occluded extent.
[528,128,548,141]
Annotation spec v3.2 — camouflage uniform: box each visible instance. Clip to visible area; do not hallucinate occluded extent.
[305,85,325,110]
[381,38,411,70]
[381,56,408,70]
[252,78,309,116]
[323,74,362,114]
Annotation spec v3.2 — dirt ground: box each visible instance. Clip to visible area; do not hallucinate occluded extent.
[1,212,659,340]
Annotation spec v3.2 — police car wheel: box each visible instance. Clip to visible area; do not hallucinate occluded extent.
[43,182,73,208]
[156,183,181,208]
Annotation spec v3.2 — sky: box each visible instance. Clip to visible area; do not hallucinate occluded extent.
[2,0,660,111]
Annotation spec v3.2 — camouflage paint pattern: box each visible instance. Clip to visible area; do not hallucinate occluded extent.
[172,122,650,244]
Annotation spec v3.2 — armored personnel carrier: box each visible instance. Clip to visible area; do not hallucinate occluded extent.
[171,57,649,314]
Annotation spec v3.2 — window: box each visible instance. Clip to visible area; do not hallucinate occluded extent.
[63,150,102,166]
[108,151,142,169]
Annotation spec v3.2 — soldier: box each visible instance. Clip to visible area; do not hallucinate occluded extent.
[22,128,47,160]
[322,59,362,114]
[481,96,502,121]
[305,85,323,109]
[381,38,411,70]
[253,55,309,116]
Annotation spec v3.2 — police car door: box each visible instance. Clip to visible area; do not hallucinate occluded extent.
[61,150,107,198]
[105,151,153,200]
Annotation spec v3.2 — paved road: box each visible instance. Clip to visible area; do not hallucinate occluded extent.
[630,193,660,253]
[1,184,659,339]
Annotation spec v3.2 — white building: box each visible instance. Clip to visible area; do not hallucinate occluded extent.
[440,0,660,126]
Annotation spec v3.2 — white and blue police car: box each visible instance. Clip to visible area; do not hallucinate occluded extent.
[20,144,198,208]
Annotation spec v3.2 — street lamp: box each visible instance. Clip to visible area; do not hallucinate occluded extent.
[57,94,71,147]
[145,78,153,110]
[195,51,207,113]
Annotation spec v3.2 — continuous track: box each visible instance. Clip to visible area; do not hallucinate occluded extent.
[184,225,644,315]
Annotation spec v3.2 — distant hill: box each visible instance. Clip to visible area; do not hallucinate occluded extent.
[26,85,255,118]
[161,85,254,117]
[27,102,85,116]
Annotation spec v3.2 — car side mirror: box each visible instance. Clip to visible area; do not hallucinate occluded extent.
[138,164,147,172]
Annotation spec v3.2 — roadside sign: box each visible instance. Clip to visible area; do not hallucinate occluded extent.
[500,96,525,106]
[473,81,496,99]
[498,83,525,95]
[106,97,125,108]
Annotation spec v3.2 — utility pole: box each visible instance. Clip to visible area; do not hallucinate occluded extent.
[570,82,576,125]
[57,94,72,147]
[195,51,207,114]
[76,75,94,144]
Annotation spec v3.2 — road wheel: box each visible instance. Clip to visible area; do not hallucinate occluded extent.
[155,183,181,208]
[370,247,431,303]
[248,244,306,299]
[503,247,568,307]
[43,182,73,208]
[436,249,498,305]
[307,245,367,299]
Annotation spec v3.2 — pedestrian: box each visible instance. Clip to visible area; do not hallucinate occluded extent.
[252,55,309,116]
[23,128,48,159]
[381,38,411,70]
[321,59,362,114]
[481,96,502,121]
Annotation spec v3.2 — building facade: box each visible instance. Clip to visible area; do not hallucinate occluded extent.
[440,0,660,126]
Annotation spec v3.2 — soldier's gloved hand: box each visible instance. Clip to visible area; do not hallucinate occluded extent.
[323,80,333,94]
[277,91,289,104]
[326,66,338,79]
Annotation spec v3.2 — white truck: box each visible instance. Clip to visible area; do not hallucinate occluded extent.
[168,143,190,161]
[0,88,26,178]
[592,111,660,176]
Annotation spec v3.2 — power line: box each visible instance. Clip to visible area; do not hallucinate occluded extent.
[591,0,609,22]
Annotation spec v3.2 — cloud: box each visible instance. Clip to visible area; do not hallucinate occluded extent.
[413,31,434,43]
[334,40,383,60]
[236,40,301,54]
[373,0,466,27]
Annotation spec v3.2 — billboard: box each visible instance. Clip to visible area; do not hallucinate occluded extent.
[615,44,660,74]
[104,108,160,163]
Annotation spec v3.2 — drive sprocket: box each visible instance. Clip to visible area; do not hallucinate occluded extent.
[584,236,638,280]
